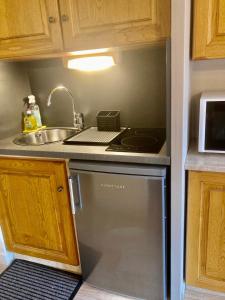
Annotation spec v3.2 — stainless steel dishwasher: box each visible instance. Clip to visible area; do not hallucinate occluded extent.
[69,160,167,300]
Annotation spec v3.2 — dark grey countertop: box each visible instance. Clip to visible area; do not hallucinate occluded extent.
[0,135,170,165]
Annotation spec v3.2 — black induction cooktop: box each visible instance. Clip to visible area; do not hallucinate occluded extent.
[106,128,166,153]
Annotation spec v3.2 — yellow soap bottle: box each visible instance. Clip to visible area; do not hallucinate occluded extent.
[24,110,37,132]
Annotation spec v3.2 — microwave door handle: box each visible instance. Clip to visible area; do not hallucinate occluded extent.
[68,175,82,214]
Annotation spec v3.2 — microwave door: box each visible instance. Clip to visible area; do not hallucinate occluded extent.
[205,101,225,152]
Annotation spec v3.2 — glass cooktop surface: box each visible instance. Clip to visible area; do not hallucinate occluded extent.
[106,128,166,153]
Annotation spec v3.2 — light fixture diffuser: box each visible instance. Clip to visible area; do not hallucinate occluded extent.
[69,48,110,56]
[67,55,115,72]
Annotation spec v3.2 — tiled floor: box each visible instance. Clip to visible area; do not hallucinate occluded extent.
[0,264,134,300]
[0,264,5,274]
[2,263,225,299]
[75,284,135,300]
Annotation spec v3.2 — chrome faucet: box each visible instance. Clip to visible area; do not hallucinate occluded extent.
[46,85,84,131]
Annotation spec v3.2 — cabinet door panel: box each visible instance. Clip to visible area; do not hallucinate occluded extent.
[205,189,225,280]
[59,0,170,50]
[0,0,63,59]
[0,158,79,266]
[186,171,225,292]
[217,1,225,34]
[76,0,154,29]
[3,173,62,251]
[193,0,225,59]
[0,1,46,39]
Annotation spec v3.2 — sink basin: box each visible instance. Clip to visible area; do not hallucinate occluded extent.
[13,127,79,146]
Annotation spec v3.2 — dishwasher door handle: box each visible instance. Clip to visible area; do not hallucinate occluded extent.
[68,174,83,215]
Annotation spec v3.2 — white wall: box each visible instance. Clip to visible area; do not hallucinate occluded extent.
[171,0,191,299]
[191,59,225,138]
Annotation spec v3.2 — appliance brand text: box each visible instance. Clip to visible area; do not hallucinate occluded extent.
[100,183,125,190]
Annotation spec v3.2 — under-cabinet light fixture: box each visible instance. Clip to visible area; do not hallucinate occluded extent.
[66,48,116,72]
[68,48,109,56]
[67,56,115,71]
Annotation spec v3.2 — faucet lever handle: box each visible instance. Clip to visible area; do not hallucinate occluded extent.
[74,113,84,131]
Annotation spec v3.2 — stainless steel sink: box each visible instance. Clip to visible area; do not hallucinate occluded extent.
[13,127,79,146]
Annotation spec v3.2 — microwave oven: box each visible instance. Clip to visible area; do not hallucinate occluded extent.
[199,91,225,153]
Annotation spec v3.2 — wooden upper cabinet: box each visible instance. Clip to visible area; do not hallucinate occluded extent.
[186,171,225,292]
[0,0,170,59]
[0,0,63,59]
[0,158,79,266]
[193,0,225,59]
[59,0,170,51]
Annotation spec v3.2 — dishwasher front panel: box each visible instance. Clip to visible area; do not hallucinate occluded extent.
[70,169,166,300]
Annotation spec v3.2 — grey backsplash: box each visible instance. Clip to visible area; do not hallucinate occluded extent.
[27,45,167,129]
[0,62,31,139]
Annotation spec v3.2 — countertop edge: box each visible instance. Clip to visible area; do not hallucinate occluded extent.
[0,134,170,166]
[0,146,171,166]
[185,141,225,173]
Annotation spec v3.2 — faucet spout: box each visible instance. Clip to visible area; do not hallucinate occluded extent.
[46,85,84,130]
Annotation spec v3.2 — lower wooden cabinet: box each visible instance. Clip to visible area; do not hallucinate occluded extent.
[0,157,79,266]
[186,171,225,292]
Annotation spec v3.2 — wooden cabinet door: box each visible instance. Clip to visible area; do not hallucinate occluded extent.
[0,158,79,266]
[59,0,170,51]
[193,0,225,59]
[0,0,63,59]
[186,171,225,292]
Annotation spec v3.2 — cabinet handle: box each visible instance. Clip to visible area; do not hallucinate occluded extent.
[48,16,56,23]
[57,186,64,192]
[61,14,69,22]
